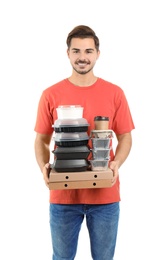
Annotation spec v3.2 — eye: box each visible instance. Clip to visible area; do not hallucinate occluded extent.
[73,50,79,54]
[86,50,93,54]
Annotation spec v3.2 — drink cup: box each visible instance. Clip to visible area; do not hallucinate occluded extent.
[94,116,109,130]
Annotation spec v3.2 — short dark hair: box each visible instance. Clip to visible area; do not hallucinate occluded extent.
[66,25,100,51]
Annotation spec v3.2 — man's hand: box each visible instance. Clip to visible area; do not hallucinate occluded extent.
[109,161,119,186]
[42,163,50,188]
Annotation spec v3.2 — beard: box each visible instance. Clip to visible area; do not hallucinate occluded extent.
[72,59,94,75]
[72,62,93,75]
[72,66,93,75]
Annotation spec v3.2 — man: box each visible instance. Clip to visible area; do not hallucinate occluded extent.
[34,25,135,260]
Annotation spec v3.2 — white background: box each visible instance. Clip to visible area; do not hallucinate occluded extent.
[0,0,166,259]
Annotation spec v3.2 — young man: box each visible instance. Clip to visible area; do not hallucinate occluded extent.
[34,25,135,260]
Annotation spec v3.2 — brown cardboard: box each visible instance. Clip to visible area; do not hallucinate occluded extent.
[49,169,113,182]
[49,179,113,190]
[49,169,113,190]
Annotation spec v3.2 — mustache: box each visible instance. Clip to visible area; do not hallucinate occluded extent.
[76,60,90,64]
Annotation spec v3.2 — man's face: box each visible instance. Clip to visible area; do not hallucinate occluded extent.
[67,38,100,75]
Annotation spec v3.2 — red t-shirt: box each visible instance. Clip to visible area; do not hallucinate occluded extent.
[34,78,135,204]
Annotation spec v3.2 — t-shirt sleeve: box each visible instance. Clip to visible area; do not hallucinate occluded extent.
[112,90,135,134]
[34,91,54,134]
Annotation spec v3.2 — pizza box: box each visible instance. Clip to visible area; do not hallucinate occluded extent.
[49,169,113,190]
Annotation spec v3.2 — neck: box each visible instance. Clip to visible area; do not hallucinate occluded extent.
[68,71,98,87]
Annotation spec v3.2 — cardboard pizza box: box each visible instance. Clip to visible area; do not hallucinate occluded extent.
[49,169,113,182]
[49,169,113,190]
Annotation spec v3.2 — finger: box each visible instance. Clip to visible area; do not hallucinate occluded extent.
[45,163,50,169]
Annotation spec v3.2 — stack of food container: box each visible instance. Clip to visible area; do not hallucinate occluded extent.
[89,116,113,171]
[51,105,90,172]
[49,113,114,190]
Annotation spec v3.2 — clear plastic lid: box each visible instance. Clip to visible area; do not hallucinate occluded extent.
[53,118,89,127]
[53,132,89,141]
[90,130,113,138]
[57,105,83,109]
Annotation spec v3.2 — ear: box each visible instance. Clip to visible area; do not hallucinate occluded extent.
[67,49,69,58]
[97,50,100,60]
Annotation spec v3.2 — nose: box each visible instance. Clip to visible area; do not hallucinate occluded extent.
[78,51,87,60]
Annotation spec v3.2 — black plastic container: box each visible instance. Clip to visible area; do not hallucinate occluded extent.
[54,139,89,147]
[53,132,89,147]
[51,159,89,172]
[52,146,90,159]
[53,118,89,133]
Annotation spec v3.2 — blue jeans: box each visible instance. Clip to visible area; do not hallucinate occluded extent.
[49,203,120,260]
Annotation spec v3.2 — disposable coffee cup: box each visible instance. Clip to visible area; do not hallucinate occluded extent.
[94,116,109,130]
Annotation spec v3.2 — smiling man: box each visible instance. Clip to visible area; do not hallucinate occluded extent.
[68,38,99,75]
[34,25,135,260]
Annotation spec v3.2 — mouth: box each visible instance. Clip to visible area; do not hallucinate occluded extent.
[76,60,90,67]
[77,63,87,68]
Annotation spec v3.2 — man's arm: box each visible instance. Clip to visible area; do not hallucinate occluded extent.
[110,132,132,185]
[34,133,53,187]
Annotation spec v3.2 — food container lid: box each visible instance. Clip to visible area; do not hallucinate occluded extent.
[94,116,109,121]
[89,159,110,162]
[57,105,83,109]
[52,118,89,127]
[53,132,89,141]
[51,159,89,168]
[53,146,90,153]
[90,148,111,151]
[90,130,113,138]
